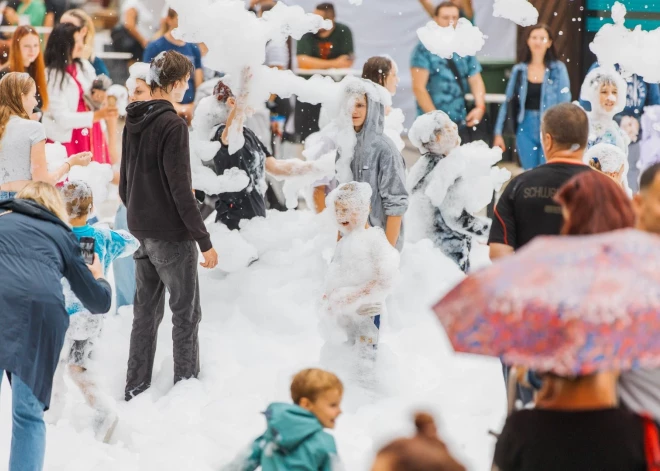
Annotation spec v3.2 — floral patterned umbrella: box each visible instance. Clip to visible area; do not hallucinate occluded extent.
[433,229,660,376]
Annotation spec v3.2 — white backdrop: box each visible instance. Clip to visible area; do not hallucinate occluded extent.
[285,0,517,128]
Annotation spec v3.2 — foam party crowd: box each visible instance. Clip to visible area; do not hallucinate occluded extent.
[2,0,660,470]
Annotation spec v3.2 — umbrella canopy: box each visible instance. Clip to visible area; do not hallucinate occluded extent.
[433,229,660,376]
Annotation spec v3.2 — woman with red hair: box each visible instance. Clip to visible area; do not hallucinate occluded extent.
[0,26,49,119]
[555,169,635,235]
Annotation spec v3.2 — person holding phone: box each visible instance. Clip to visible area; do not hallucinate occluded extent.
[0,72,91,199]
[0,181,112,471]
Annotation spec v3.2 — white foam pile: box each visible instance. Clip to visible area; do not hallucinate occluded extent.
[416,19,486,59]
[0,208,506,470]
[590,2,660,82]
[45,142,114,204]
[492,0,539,27]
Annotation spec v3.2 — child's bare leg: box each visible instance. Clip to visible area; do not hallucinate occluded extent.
[68,365,99,408]
[45,360,68,424]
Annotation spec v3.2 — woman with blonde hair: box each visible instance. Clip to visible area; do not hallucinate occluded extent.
[0,26,49,118]
[0,181,111,471]
[0,72,91,199]
[60,9,110,77]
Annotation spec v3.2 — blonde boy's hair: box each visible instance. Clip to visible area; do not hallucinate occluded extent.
[291,368,343,405]
[16,182,69,223]
[61,180,93,219]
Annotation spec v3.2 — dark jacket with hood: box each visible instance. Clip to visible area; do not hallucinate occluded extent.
[224,403,338,471]
[0,198,112,408]
[120,100,212,252]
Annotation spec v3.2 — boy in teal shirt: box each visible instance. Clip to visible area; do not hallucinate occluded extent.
[225,368,343,471]
[47,180,139,442]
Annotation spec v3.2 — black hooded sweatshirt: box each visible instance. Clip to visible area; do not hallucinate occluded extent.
[120,100,212,252]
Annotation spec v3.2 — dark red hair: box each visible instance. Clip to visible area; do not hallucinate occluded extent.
[213,81,234,103]
[555,170,634,236]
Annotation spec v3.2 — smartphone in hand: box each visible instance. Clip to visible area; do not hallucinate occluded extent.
[79,237,96,265]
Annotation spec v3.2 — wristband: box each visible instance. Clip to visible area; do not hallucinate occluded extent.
[476,104,486,111]
[64,161,71,172]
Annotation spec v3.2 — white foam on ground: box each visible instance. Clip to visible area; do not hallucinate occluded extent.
[0,209,505,471]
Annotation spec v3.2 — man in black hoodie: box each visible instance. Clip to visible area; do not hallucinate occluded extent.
[120,50,218,401]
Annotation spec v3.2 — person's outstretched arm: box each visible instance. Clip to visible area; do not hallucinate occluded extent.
[418,0,435,17]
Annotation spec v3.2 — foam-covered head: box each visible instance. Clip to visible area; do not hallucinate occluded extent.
[408,111,460,155]
[580,67,627,117]
[585,143,626,174]
[126,62,150,95]
[326,182,373,234]
[61,180,93,219]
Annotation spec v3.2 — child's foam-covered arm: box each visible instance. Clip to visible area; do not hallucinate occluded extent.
[220,438,263,471]
[108,229,140,262]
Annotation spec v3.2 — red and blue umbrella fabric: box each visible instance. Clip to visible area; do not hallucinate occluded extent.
[433,229,660,377]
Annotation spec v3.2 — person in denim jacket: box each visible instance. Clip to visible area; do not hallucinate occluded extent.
[494,25,571,170]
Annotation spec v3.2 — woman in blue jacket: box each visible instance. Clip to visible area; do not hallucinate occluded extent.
[493,24,571,170]
[0,182,111,471]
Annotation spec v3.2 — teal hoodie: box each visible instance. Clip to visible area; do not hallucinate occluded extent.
[224,403,339,471]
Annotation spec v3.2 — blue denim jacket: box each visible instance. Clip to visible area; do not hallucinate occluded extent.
[494,61,571,136]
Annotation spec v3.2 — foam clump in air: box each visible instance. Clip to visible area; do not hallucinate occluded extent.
[169,0,334,153]
[584,143,626,173]
[417,18,486,59]
[590,2,660,82]
[492,0,539,27]
[348,0,363,4]
[323,182,400,318]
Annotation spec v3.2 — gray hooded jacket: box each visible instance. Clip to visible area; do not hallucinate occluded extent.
[340,95,408,251]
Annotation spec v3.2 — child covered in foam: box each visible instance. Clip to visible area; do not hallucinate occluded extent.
[580,67,631,192]
[406,111,510,273]
[48,181,139,442]
[323,182,400,354]
[584,142,627,190]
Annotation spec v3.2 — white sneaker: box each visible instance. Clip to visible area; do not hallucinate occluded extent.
[93,408,119,443]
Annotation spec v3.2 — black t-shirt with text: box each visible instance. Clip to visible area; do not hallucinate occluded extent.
[488,161,591,250]
[494,408,646,471]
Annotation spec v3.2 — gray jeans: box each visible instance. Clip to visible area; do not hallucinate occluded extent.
[125,239,201,401]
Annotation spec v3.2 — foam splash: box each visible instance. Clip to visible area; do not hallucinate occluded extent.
[492,0,539,27]
[416,19,486,59]
[590,2,660,82]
